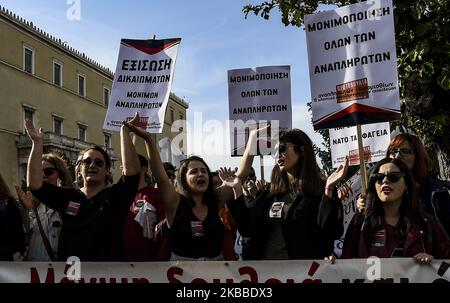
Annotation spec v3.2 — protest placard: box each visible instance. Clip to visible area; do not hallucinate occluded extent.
[329,122,390,168]
[228,65,292,156]
[104,38,181,133]
[305,0,400,130]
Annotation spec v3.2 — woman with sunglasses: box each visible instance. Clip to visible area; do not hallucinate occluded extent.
[25,116,141,261]
[220,127,348,260]
[342,158,450,263]
[16,152,72,261]
[357,134,450,238]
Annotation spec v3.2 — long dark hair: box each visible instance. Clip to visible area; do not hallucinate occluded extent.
[177,156,218,209]
[363,157,426,247]
[269,129,324,198]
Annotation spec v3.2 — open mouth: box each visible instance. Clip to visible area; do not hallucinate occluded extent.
[196,178,206,185]
[381,186,393,194]
[87,170,97,176]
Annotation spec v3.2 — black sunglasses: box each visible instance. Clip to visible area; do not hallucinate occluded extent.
[43,167,57,177]
[81,157,104,168]
[388,147,414,157]
[371,172,404,184]
[278,143,299,156]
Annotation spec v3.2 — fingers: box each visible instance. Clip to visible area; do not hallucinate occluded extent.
[324,255,336,264]
[256,180,264,192]
[413,253,433,264]
[342,156,349,174]
[356,196,366,212]
[128,112,140,124]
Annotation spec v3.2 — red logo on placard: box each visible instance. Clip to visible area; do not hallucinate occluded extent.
[336,78,369,103]
[348,146,371,165]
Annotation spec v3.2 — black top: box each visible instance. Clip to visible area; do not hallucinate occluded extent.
[0,197,26,261]
[170,195,225,259]
[31,175,139,261]
[227,189,343,260]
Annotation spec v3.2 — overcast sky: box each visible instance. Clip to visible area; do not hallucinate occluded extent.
[1,0,327,178]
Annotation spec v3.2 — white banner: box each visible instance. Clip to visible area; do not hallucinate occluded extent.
[227,65,292,156]
[305,0,400,130]
[103,38,181,133]
[329,122,390,168]
[0,259,449,283]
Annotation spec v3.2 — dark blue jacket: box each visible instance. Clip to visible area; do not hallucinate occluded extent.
[420,174,450,238]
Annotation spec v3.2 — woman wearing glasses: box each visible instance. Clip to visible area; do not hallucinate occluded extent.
[358,134,450,238]
[16,152,72,261]
[25,117,140,261]
[220,128,348,260]
[342,158,450,262]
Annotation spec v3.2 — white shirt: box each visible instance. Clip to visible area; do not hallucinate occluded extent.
[26,203,62,261]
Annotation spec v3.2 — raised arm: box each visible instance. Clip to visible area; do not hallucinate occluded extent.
[235,125,270,181]
[120,114,141,177]
[124,116,180,226]
[25,120,44,190]
[235,129,256,181]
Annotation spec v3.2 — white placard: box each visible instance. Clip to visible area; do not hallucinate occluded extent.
[305,0,400,130]
[103,38,181,133]
[228,65,292,156]
[329,122,391,168]
[333,163,374,257]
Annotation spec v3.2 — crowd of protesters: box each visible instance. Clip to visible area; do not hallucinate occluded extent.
[1,116,449,264]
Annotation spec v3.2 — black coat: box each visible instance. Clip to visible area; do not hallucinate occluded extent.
[0,197,26,260]
[420,173,450,237]
[227,189,343,260]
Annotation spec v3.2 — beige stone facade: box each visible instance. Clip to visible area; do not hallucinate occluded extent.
[0,6,188,190]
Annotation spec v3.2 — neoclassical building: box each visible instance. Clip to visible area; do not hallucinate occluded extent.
[0,5,188,189]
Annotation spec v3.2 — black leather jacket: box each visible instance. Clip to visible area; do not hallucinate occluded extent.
[420,173,450,237]
[227,189,343,260]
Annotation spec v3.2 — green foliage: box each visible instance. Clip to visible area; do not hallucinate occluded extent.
[307,102,333,175]
[243,0,450,176]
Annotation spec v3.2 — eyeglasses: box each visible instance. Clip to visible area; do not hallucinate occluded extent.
[80,157,104,168]
[43,167,57,177]
[371,172,404,184]
[388,147,414,157]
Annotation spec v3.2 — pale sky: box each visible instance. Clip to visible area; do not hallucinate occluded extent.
[1,0,326,178]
